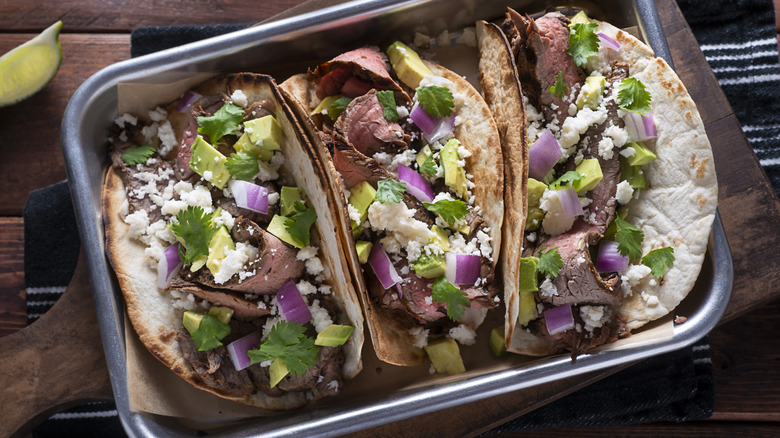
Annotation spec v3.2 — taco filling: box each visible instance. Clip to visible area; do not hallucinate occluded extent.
[104,73,362,408]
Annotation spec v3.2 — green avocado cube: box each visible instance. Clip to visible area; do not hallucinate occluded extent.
[269,359,289,388]
[489,326,507,358]
[573,158,603,194]
[424,338,466,375]
[208,306,234,325]
[280,186,304,217]
[570,10,590,24]
[619,156,647,189]
[234,131,274,162]
[182,310,205,335]
[311,95,350,120]
[386,41,433,89]
[206,226,235,274]
[429,225,450,252]
[441,139,469,199]
[355,240,373,264]
[348,181,377,223]
[576,74,606,110]
[517,290,539,327]
[525,178,547,231]
[315,324,355,347]
[625,141,657,166]
[189,135,231,189]
[267,214,303,248]
[243,115,283,151]
[518,256,539,293]
[416,145,433,168]
[410,253,446,279]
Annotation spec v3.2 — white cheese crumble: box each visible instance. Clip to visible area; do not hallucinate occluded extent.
[615,180,634,205]
[124,210,150,242]
[620,264,652,297]
[231,89,248,108]
[157,121,177,157]
[539,278,558,298]
[115,113,138,128]
[368,201,434,262]
[447,324,477,345]
[296,280,317,296]
[148,107,167,122]
[309,299,333,333]
[539,189,577,236]
[212,242,259,284]
[580,305,611,332]
[408,326,429,348]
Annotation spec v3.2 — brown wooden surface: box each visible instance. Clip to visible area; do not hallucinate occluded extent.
[0,0,779,436]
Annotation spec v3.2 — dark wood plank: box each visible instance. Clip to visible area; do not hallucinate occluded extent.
[0,218,26,337]
[0,34,130,217]
[495,422,780,437]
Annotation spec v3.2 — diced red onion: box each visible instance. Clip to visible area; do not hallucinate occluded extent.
[398,164,434,203]
[157,243,183,288]
[623,111,657,141]
[227,331,262,371]
[597,32,621,52]
[528,129,562,180]
[545,304,575,335]
[277,279,312,325]
[596,240,629,272]
[176,90,202,112]
[410,102,455,143]
[341,77,373,98]
[368,242,402,289]
[229,179,269,214]
[558,186,583,218]
[445,253,482,285]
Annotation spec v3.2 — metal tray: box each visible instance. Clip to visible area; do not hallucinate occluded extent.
[60,0,733,436]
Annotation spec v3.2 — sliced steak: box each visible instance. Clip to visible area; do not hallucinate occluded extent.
[110,148,176,224]
[334,90,409,156]
[166,278,271,320]
[175,328,254,396]
[310,346,345,400]
[175,94,226,182]
[332,141,394,189]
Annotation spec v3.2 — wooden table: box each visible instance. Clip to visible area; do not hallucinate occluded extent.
[1,0,779,436]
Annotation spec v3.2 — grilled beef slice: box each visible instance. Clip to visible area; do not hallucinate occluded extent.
[334,90,410,156]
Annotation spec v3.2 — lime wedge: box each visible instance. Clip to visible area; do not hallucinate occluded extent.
[0,21,63,108]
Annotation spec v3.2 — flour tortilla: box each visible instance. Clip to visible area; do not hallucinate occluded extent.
[103,73,364,409]
[281,59,504,366]
[476,18,717,355]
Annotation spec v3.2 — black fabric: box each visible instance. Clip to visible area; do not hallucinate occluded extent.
[130,24,251,58]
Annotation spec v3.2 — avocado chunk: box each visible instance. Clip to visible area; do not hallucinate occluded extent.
[208,306,234,325]
[526,178,547,231]
[269,359,289,388]
[234,131,273,162]
[489,326,507,357]
[517,290,538,326]
[206,226,235,274]
[410,253,446,279]
[624,141,657,166]
[243,115,283,152]
[424,338,466,375]
[441,139,469,199]
[348,181,377,234]
[429,225,450,252]
[311,95,350,120]
[182,310,205,335]
[576,74,606,110]
[315,324,355,347]
[189,135,231,189]
[267,214,304,248]
[619,155,647,189]
[570,10,590,24]
[355,240,373,264]
[518,256,539,293]
[386,41,433,89]
[572,158,603,194]
[280,186,304,217]
[416,145,433,168]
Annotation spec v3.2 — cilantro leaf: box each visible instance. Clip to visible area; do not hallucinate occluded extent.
[537,247,563,278]
[197,102,244,144]
[642,246,675,278]
[613,216,644,260]
[225,150,259,181]
[247,320,319,376]
[375,178,407,204]
[549,171,582,189]
[422,199,469,225]
[567,22,600,67]
[617,77,652,115]
[284,201,317,247]
[415,85,454,118]
[121,144,156,166]
[431,276,471,322]
[327,96,353,120]
[549,71,568,99]
[419,154,438,177]
[171,206,215,265]
[190,314,231,351]
[376,90,399,122]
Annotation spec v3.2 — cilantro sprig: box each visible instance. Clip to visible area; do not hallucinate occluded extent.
[617,78,652,115]
[225,150,259,181]
[549,71,568,99]
[190,314,231,351]
[376,90,399,122]
[197,102,244,144]
[415,85,454,118]
[538,247,563,278]
[642,247,675,278]
[431,276,471,322]
[613,216,644,260]
[567,22,600,67]
[419,154,438,177]
[171,206,215,265]
[247,320,319,376]
[375,178,407,204]
[121,144,156,166]
[549,171,582,189]
[284,202,317,247]
[423,199,469,225]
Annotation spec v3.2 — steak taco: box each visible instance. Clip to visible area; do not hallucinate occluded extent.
[476,9,717,356]
[103,73,364,409]
[281,43,506,369]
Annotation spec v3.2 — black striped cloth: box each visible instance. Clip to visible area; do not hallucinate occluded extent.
[25,0,780,434]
